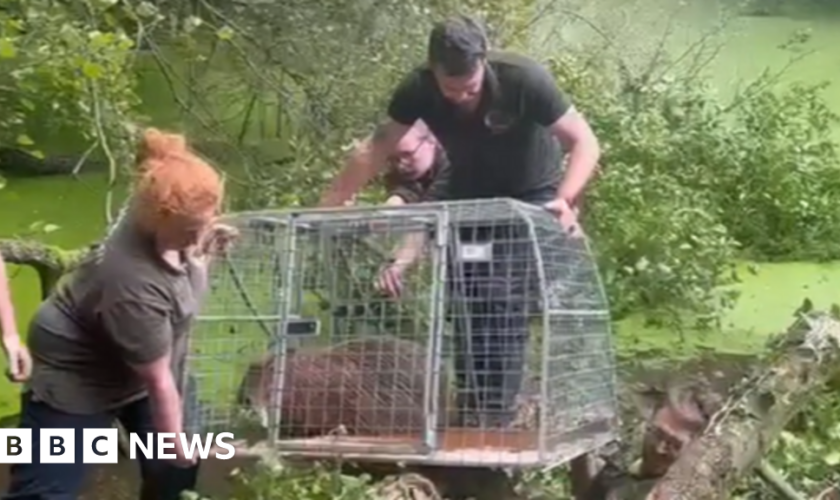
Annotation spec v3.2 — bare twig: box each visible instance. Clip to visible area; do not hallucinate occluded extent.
[723,48,816,114]
[86,79,118,225]
[756,461,807,500]
[71,141,98,177]
[638,3,684,85]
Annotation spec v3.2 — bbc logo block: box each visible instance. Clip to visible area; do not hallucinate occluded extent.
[0,429,119,464]
[0,429,234,463]
[40,429,75,464]
[0,429,32,464]
[82,428,118,464]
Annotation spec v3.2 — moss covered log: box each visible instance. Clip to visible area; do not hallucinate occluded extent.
[0,238,89,298]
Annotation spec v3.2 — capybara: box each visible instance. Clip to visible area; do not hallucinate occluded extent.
[237,336,451,438]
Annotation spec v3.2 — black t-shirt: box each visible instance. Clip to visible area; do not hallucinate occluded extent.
[386,51,571,202]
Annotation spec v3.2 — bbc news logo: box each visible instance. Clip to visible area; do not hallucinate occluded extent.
[0,429,236,464]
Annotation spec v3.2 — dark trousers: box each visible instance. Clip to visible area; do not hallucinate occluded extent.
[449,222,534,427]
[446,190,556,428]
[3,391,200,500]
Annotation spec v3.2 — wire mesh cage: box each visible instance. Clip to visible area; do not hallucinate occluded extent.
[186,198,619,469]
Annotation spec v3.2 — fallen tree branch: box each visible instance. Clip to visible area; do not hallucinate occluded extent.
[646,309,840,500]
[0,238,89,298]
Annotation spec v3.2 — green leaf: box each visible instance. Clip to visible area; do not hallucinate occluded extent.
[823,450,840,466]
[135,1,159,18]
[15,134,34,146]
[0,175,6,190]
[216,26,234,41]
[184,15,203,34]
[42,224,60,234]
[0,38,16,59]
[81,61,103,80]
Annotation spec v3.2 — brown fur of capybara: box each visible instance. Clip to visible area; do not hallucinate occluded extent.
[237,336,451,438]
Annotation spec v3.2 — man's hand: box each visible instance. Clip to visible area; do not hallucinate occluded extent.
[376,260,409,298]
[2,335,31,383]
[170,439,198,468]
[385,195,406,206]
[376,231,427,297]
[543,198,582,237]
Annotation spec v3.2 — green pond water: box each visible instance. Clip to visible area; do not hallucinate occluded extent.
[1,2,840,418]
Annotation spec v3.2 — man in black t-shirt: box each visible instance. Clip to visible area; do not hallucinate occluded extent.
[320,16,600,219]
[319,15,602,428]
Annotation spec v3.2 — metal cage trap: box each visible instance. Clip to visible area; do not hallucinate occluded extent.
[185,198,619,470]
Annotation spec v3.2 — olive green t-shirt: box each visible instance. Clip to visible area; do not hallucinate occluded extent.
[25,214,207,414]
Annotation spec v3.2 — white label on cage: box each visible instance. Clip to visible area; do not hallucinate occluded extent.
[458,243,492,262]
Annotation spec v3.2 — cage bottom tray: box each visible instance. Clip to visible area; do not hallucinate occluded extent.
[271,421,615,468]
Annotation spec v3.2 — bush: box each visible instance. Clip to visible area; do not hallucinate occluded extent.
[548,53,840,324]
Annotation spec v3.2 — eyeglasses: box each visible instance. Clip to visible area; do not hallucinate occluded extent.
[387,136,433,168]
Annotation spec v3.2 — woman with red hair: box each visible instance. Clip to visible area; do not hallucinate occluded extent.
[3,128,235,500]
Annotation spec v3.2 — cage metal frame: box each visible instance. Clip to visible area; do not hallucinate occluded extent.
[190,198,620,470]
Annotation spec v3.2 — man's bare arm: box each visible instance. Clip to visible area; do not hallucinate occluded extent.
[549,106,601,204]
[319,120,414,207]
[387,147,453,269]
[391,231,428,271]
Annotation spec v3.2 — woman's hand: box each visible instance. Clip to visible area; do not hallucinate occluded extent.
[202,223,239,257]
[3,335,32,383]
[195,223,239,265]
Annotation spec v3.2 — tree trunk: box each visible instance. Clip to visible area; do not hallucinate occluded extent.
[0,238,89,298]
[645,309,840,499]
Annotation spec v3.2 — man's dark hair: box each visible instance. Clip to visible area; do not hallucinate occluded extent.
[428,15,488,77]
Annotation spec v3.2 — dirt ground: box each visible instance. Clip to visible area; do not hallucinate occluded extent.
[0,353,755,499]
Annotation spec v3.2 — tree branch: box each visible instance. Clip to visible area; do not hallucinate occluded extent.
[646,310,840,499]
[0,239,89,298]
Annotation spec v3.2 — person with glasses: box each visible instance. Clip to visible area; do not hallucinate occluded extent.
[319,15,602,428]
[381,121,448,206]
